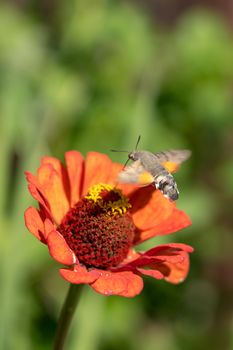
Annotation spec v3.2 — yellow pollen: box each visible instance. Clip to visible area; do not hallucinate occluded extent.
[85,183,131,216]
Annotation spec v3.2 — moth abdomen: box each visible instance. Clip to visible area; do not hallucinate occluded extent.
[154,173,179,201]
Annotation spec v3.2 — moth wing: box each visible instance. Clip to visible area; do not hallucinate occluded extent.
[155,149,191,173]
[118,160,154,186]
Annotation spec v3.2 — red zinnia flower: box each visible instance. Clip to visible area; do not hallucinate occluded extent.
[24,151,193,298]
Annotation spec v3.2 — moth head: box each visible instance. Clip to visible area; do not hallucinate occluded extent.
[128,151,140,161]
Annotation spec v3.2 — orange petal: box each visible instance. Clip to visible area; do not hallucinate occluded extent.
[25,171,41,188]
[82,152,124,195]
[90,270,144,297]
[27,184,49,212]
[26,171,50,214]
[41,156,63,172]
[82,152,135,196]
[37,164,70,224]
[24,206,46,242]
[41,156,70,202]
[107,162,125,185]
[60,265,100,284]
[130,187,174,231]
[44,218,56,239]
[134,208,192,245]
[118,183,139,197]
[47,230,76,265]
[65,151,84,206]
[163,250,191,284]
[82,152,112,195]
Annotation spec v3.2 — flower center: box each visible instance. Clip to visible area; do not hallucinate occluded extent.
[58,184,135,269]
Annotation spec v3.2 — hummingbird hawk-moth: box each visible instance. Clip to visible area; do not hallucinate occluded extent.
[112,137,191,201]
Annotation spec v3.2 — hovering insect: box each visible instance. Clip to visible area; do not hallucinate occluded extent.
[112,136,191,201]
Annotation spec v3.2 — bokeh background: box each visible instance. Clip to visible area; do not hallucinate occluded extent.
[0,0,233,349]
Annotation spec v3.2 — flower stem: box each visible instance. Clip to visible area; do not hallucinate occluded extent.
[54,284,84,350]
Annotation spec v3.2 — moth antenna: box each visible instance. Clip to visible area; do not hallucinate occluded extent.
[135,135,141,150]
[110,149,129,153]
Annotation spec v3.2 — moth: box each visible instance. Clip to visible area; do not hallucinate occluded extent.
[113,137,191,201]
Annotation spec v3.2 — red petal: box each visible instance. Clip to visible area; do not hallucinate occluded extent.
[47,230,76,265]
[137,268,164,280]
[130,187,174,231]
[137,244,193,284]
[60,265,100,284]
[65,151,84,206]
[90,270,144,297]
[134,208,192,245]
[129,244,193,266]
[121,249,140,265]
[24,207,46,242]
[37,164,70,224]
[145,243,194,256]
[121,243,193,284]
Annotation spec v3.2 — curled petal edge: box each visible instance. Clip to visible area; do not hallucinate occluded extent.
[47,230,76,265]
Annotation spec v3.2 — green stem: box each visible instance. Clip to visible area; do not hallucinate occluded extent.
[54,284,84,350]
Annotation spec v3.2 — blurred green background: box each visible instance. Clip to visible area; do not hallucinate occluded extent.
[0,0,233,349]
